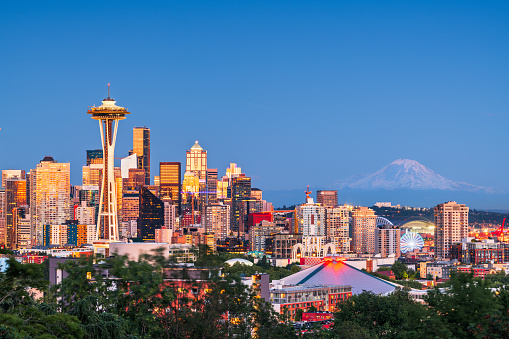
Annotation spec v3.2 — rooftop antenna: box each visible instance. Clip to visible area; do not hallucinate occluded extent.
[108,83,110,98]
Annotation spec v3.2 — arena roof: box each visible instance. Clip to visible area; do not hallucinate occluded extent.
[272,259,398,295]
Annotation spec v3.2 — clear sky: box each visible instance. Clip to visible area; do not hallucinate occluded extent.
[1,1,509,194]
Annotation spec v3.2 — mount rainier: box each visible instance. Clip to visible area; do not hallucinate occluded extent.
[333,159,492,192]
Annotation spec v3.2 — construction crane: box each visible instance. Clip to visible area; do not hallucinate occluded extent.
[491,217,508,242]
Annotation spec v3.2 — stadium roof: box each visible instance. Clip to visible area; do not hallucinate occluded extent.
[273,259,398,295]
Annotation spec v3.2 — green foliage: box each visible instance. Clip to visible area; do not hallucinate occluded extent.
[333,289,450,338]
[390,261,407,280]
[426,273,500,338]
[0,324,21,339]
[294,308,303,321]
[0,257,48,313]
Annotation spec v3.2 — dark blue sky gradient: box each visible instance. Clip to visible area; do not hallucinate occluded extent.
[1,1,509,195]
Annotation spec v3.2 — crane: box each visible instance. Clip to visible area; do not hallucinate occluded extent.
[490,217,507,242]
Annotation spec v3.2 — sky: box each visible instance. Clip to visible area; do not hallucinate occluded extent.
[1,1,509,202]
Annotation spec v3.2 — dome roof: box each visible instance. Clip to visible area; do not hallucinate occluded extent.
[225,258,253,266]
[190,140,202,150]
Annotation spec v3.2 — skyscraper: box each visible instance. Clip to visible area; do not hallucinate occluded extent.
[204,203,230,242]
[121,154,138,179]
[86,149,103,165]
[0,188,5,247]
[5,179,26,249]
[206,169,218,205]
[317,190,338,208]
[325,205,350,253]
[434,201,469,259]
[350,206,376,254]
[231,175,251,234]
[30,157,70,246]
[296,194,326,237]
[138,186,164,242]
[375,225,401,257]
[133,127,150,185]
[186,141,207,180]
[2,170,25,188]
[159,162,181,214]
[87,88,130,242]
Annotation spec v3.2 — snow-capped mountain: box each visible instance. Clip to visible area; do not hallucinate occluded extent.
[333,159,491,192]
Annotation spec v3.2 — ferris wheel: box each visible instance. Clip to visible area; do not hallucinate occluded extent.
[400,231,424,253]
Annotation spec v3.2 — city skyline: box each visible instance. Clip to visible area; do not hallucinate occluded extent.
[2,1,509,207]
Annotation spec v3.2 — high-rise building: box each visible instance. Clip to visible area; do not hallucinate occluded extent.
[249,220,283,252]
[251,188,262,201]
[123,168,145,191]
[13,206,31,250]
[121,154,138,179]
[121,191,139,230]
[2,170,25,188]
[159,162,181,214]
[88,90,130,242]
[375,225,401,257]
[350,207,376,254]
[186,141,207,180]
[30,156,70,246]
[163,200,177,231]
[133,127,150,185]
[206,169,218,205]
[317,190,338,208]
[434,201,469,259]
[204,203,230,242]
[86,149,103,165]
[76,201,95,225]
[138,186,164,242]
[0,188,5,247]
[5,180,26,249]
[82,164,103,186]
[296,194,326,237]
[231,175,251,234]
[325,206,350,253]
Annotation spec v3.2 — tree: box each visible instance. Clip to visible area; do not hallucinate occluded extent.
[390,261,407,280]
[333,289,449,338]
[294,308,304,321]
[426,273,499,338]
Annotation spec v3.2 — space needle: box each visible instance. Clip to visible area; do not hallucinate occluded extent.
[87,85,130,242]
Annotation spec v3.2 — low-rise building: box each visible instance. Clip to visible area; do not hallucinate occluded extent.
[270,284,352,319]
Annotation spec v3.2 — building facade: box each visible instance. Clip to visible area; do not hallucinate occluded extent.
[350,206,376,254]
[133,127,151,185]
[316,190,338,208]
[325,206,350,253]
[30,157,70,245]
[138,186,164,242]
[434,201,469,259]
[375,225,401,257]
[159,162,181,214]
[203,203,230,242]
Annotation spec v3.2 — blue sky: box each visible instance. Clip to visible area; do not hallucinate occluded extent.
[1,1,509,196]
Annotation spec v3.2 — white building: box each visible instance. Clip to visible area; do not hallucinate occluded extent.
[121,154,138,179]
[296,195,325,237]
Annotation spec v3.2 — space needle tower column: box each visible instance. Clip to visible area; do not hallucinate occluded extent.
[87,85,130,242]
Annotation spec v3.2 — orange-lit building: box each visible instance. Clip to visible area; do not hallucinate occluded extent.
[351,207,376,254]
[5,179,26,249]
[159,162,181,214]
[133,127,151,185]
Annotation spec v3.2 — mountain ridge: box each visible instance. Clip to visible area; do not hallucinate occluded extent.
[332,159,494,192]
